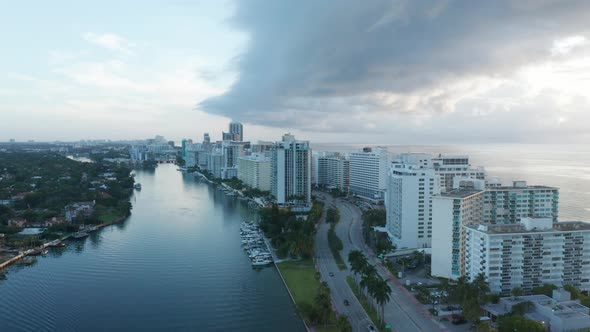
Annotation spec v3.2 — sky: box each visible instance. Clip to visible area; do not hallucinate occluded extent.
[1,0,590,144]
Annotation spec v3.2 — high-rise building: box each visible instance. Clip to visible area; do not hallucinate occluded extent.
[349,147,389,201]
[483,181,559,224]
[229,121,243,142]
[431,155,486,193]
[204,133,210,144]
[271,134,311,205]
[238,154,271,191]
[314,152,350,193]
[464,219,590,294]
[431,185,485,280]
[386,163,439,248]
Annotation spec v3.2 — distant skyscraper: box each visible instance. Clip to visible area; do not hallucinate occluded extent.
[229,121,243,141]
[348,147,389,201]
[203,133,210,143]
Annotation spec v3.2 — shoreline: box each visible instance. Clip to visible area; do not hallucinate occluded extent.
[0,216,128,271]
[195,169,311,331]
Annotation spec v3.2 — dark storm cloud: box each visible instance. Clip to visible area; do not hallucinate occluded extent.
[200,0,590,129]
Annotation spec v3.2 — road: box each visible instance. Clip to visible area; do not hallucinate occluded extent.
[331,196,445,332]
[315,197,373,332]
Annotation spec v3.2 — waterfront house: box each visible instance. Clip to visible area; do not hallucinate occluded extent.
[65,201,95,223]
[7,218,27,228]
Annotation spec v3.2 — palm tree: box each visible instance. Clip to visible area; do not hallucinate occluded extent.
[361,264,378,301]
[372,277,392,326]
[348,250,367,289]
[472,273,490,305]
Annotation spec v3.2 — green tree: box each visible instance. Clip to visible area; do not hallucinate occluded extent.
[498,314,545,332]
[314,281,332,327]
[348,250,368,289]
[511,287,524,298]
[532,283,557,297]
[371,277,392,326]
[336,314,352,332]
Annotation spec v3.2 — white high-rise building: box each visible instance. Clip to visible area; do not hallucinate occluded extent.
[386,163,439,249]
[464,219,590,294]
[431,155,486,193]
[238,154,271,191]
[431,184,485,280]
[484,181,559,224]
[385,153,486,249]
[349,147,389,201]
[271,134,311,205]
[208,150,223,179]
[314,152,350,193]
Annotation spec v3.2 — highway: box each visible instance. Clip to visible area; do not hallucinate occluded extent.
[315,214,373,332]
[317,191,444,332]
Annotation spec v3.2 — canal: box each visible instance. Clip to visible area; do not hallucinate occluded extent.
[0,164,304,331]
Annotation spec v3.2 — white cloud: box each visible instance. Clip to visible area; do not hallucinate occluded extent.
[83,32,135,54]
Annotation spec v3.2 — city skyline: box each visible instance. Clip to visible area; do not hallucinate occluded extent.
[1,1,590,144]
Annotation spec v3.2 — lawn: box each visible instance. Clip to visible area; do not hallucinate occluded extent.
[95,206,123,224]
[276,259,319,308]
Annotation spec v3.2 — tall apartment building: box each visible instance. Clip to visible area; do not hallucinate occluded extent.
[431,186,485,280]
[314,152,350,193]
[271,134,312,205]
[464,219,590,294]
[386,163,439,249]
[349,147,389,201]
[238,154,271,191]
[484,181,559,224]
[229,121,243,142]
[208,150,223,179]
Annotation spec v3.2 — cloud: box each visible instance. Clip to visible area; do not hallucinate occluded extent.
[83,32,135,54]
[200,0,590,142]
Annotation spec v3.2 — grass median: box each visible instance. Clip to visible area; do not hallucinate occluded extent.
[346,276,389,331]
[328,225,347,270]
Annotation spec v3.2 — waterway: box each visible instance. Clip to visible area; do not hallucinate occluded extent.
[0,164,304,331]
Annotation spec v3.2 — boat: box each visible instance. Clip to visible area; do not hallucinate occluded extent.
[251,258,272,266]
[87,225,99,232]
[72,231,89,239]
[134,183,142,190]
[41,250,49,255]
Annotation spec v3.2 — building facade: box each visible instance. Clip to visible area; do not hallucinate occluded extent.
[386,163,438,249]
[271,134,311,205]
[431,188,484,280]
[238,154,271,191]
[483,181,559,224]
[314,152,350,193]
[349,147,389,201]
[464,219,590,294]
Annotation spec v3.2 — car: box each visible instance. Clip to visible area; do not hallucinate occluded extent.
[329,272,334,277]
[367,325,377,332]
[343,299,350,306]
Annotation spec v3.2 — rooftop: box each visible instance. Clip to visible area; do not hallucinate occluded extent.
[466,221,590,234]
[439,189,484,199]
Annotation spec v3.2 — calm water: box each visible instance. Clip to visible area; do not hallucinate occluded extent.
[0,164,303,332]
[314,143,590,221]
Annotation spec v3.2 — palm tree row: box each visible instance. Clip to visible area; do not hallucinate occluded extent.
[348,250,392,326]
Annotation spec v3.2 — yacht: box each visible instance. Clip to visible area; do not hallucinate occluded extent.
[72,231,89,239]
[251,258,272,266]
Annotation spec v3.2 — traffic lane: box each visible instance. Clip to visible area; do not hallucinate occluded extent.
[336,200,442,332]
[315,216,372,332]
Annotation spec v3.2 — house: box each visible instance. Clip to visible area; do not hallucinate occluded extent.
[65,201,95,223]
[7,218,27,228]
[44,217,67,227]
[483,290,590,332]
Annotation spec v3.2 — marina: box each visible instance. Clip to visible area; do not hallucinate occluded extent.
[241,221,273,267]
